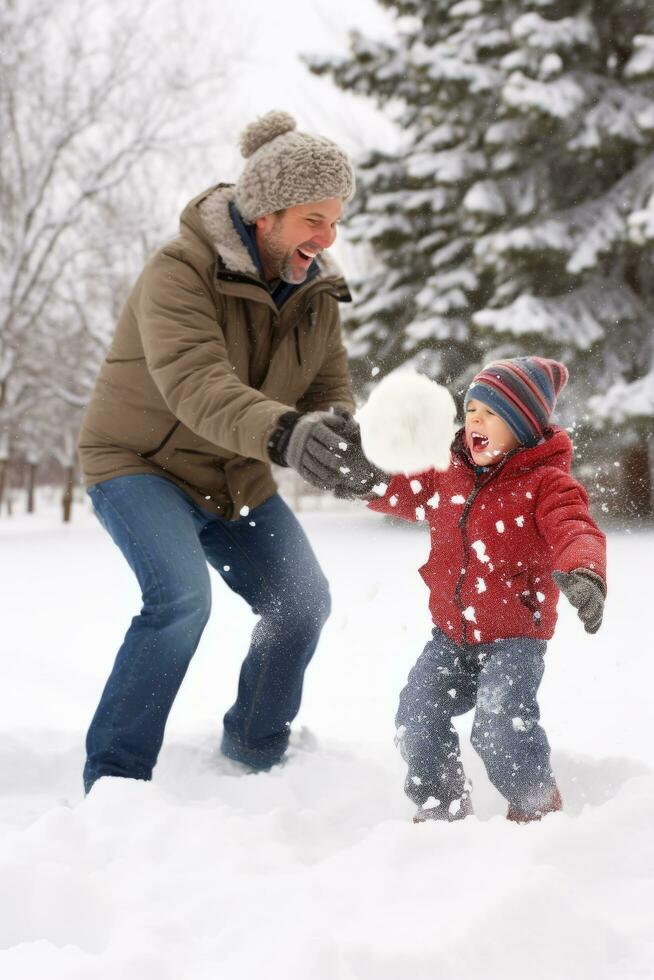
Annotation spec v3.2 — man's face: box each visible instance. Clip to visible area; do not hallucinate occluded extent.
[255,198,343,284]
[464,397,521,466]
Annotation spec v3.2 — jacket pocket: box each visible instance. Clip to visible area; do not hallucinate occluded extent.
[512,570,542,624]
[139,421,181,460]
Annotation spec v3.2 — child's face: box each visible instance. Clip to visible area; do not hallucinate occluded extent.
[464,398,521,465]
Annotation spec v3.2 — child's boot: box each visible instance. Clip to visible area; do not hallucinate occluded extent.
[506,786,563,824]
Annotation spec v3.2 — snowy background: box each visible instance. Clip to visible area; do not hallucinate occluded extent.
[2,0,654,976]
[2,0,653,516]
[1,494,653,978]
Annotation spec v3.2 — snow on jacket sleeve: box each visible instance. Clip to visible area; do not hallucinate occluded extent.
[535,469,607,587]
[138,252,294,462]
[367,469,437,523]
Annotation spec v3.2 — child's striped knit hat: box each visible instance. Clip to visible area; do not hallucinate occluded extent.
[464,356,569,446]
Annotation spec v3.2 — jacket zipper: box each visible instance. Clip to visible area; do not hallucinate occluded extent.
[453,449,520,642]
[293,303,315,366]
[241,300,268,389]
[270,293,327,360]
[454,478,482,643]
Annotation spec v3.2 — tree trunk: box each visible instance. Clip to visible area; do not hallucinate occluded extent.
[27,462,37,513]
[622,437,653,520]
[62,464,75,523]
[0,458,8,516]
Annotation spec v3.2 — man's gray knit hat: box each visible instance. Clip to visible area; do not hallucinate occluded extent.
[234,110,355,222]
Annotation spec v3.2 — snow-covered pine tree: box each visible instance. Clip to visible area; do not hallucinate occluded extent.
[307,0,516,395]
[309,0,654,516]
[469,1,654,518]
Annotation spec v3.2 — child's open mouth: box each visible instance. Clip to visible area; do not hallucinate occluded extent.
[471,432,489,452]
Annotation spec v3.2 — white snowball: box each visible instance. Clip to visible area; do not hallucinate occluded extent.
[358,371,457,474]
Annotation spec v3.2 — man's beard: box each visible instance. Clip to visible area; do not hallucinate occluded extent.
[259,222,308,285]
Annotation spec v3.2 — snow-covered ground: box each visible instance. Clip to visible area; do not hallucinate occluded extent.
[1,496,652,979]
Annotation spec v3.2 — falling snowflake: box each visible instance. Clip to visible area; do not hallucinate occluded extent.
[427,492,440,509]
[515,515,525,527]
[410,479,423,494]
[495,520,505,533]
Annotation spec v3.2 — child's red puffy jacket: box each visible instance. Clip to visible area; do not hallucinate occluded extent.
[368,428,606,645]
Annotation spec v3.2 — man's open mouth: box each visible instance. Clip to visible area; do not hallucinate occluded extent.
[471,432,489,451]
[297,247,319,262]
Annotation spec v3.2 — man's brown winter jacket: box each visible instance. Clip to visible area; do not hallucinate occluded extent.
[78,185,355,518]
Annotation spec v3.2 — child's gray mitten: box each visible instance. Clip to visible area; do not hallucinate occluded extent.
[552,569,605,634]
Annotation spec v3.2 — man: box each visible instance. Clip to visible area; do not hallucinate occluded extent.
[78,111,377,792]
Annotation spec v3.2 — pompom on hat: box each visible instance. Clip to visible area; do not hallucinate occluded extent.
[464,356,569,447]
[234,110,355,222]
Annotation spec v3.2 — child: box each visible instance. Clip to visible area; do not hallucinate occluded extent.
[367,356,606,824]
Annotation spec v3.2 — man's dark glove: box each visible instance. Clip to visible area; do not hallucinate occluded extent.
[552,569,606,634]
[268,410,388,497]
[327,414,389,499]
[267,410,358,492]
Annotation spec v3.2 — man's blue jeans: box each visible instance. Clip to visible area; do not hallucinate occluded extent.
[395,626,558,814]
[84,475,330,793]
